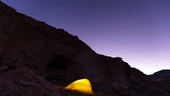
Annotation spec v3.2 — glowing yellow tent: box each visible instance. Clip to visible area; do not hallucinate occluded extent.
[64,78,93,94]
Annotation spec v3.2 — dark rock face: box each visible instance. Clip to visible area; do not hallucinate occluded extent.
[0,1,170,96]
[0,70,60,96]
[153,70,170,77]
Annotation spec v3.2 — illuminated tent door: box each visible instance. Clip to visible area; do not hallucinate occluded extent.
[64,78,93,94]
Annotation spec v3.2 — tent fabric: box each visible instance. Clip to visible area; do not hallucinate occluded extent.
[64,78,93,94]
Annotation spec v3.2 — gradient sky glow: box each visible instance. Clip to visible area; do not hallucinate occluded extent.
[2,0,170,74]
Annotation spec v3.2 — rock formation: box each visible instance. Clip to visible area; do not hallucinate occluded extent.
[153,70,170,77]
[0,70,60,96]
[0,1,170,96]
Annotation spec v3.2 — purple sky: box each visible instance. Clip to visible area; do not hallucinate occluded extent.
[2,0,170,74]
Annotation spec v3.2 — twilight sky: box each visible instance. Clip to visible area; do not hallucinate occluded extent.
[2,0,170,74]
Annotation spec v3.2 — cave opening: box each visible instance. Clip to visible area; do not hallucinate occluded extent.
[47,55,70,70]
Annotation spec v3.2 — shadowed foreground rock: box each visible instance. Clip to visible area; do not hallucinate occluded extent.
[0,1,170,96]
[0,70,60,96]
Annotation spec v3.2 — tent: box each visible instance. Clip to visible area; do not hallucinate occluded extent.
[64,78,93,94]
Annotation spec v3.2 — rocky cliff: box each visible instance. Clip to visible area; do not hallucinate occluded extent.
[0,1,170,96]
